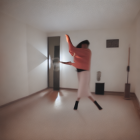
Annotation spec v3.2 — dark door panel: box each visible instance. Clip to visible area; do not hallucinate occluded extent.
[53,46,60,90]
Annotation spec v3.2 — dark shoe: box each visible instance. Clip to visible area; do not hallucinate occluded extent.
[94,101,102,110]
[74,101,79,110]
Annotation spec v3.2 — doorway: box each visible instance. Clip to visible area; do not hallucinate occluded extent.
[48,36,60,90]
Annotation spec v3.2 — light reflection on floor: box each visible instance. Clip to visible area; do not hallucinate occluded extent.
[54,93,62,108]
[46,90,64,108]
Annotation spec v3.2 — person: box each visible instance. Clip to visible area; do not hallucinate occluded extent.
[60,34,102,110]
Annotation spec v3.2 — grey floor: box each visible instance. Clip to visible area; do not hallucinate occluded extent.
[0,89,140,140]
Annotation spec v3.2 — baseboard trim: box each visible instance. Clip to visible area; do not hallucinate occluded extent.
[60,88,125,96]
[60,87,78,91]
[104,91,124,96]
[0,88,49,108]
[131,92,140,118]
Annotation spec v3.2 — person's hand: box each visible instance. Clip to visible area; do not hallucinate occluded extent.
[67,61,72,65]
[65,34,70,43]
[60,61,71,65]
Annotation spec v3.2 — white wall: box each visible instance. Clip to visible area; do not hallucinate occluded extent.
[26,25,48,94]
[129,24,136,93]
[131,12,140,103]
[48,28,133,93]
[0,12,29,106]
[0,13,48,106]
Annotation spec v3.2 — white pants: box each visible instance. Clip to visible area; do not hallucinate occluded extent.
[77,71,92,98]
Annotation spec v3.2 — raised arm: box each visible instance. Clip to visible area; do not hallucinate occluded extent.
[65,34,76,56]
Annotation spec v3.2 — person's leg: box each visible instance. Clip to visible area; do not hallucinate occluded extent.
[74,97,80,110]
[88,96,102,110]
[88,96,95,102]
[77,97,80,101]
[86,72,102,110]
[74,72,81,110]
[94,100,102,110]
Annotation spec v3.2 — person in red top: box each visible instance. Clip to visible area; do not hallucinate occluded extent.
[60,34,102,110]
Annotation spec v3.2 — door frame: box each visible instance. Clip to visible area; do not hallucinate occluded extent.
[47,36,60,88]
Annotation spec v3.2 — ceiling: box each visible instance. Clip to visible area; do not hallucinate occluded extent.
[0,0,140,33]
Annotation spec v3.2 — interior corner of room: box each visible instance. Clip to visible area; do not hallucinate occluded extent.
[0,12,48,106]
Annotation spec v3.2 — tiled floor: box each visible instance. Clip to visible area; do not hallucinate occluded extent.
[0,89,140,140]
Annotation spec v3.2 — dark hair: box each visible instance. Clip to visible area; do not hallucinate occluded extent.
[76,40,90,48]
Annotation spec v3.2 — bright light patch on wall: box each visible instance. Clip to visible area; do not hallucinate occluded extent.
[41,59,47,67]
[39,49,47,57]
[61,51,67,62]
[49,55,51,69]
[54,93,62,108]
[59,50,74,71]
[32,59,47,72]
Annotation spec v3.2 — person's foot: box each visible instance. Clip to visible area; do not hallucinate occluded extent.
[74,101,79,110]
[94,101,102,110]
